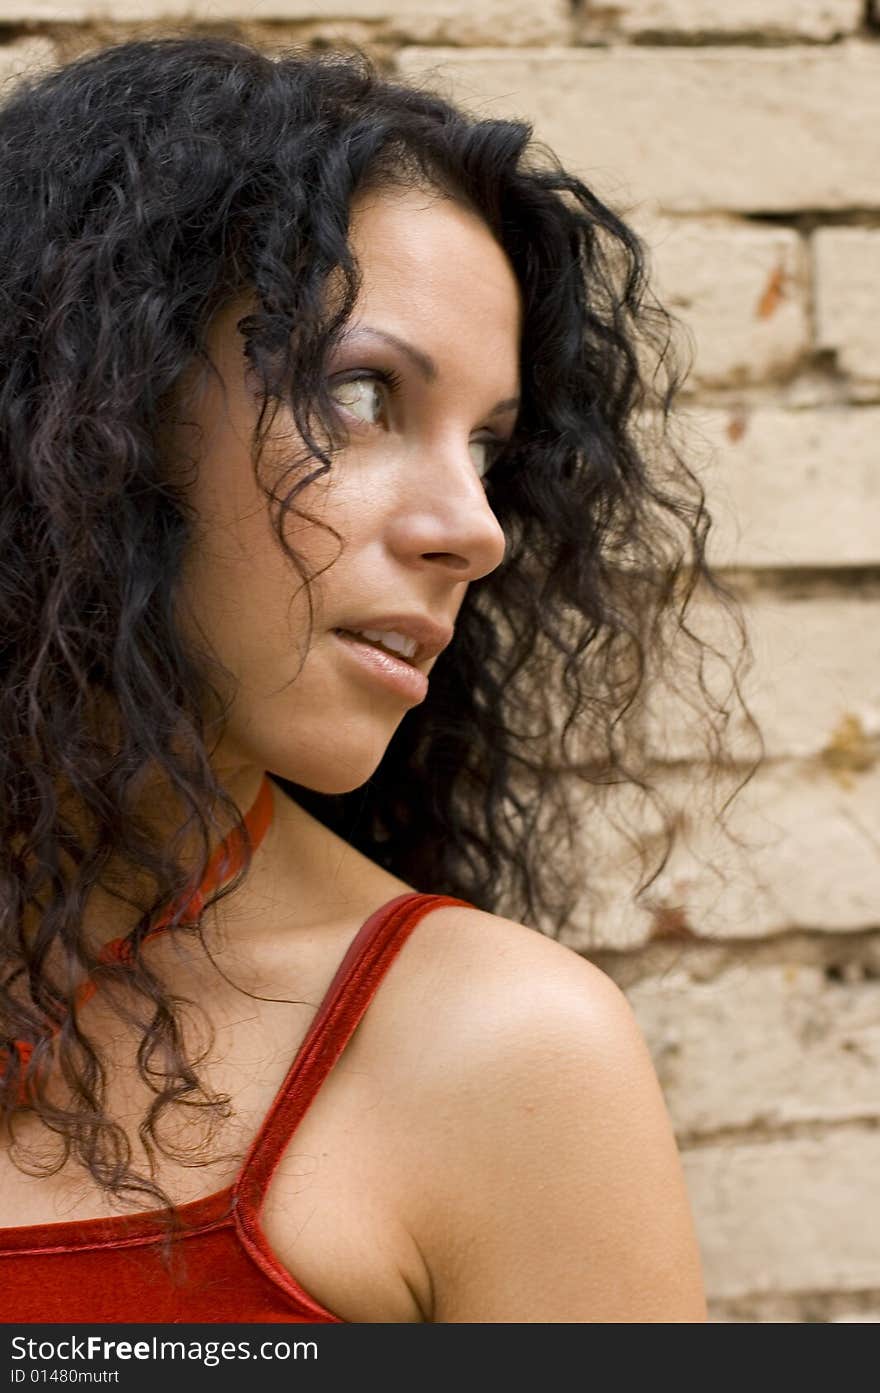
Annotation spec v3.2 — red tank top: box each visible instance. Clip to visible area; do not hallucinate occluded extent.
[0,773,473,1322]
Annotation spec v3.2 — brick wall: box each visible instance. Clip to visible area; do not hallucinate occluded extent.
[2,0,878,1323]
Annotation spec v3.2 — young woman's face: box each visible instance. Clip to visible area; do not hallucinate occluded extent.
[173,185,521,797]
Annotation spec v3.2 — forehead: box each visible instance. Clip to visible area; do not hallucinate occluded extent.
[346,185,522,342]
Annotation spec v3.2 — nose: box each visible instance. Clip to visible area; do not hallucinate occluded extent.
[388,434,507,582]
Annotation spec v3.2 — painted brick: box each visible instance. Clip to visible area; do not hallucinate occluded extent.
[645,217,809,389]
[683,1129,880,1298]
[646,594,880,762]
[652,763,880,939]
[397,44,880,214]
[582,0,863,41]
[815,228,880,387]
[694,406,880,569]
[627,960,880,1134]
[0,40,56,89]
[712,1298,880,1320]
[712,1293,880,1321]
[0,0,571,43]
[562,762,880,949]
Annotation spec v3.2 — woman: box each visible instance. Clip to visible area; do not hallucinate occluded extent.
[0,35,742,1322]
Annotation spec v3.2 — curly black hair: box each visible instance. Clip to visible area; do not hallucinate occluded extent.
[0,34,757,1226]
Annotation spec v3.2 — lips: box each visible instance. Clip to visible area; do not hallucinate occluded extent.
[332,628,430,703]
[333,627,418,664]
[331,613,455,669]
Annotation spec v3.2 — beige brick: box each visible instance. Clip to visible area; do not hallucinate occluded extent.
[683,1129,880,1298]
[0,0,570,43]
[694,406,880,569]
[584,0,863,41]
[660,763,880,940]
[645,218,809,389]
[647,594,880,762]
[628,960,880,1134]
[815,228,880,386]
[562,762,880,948]
[398,44,880,214]
[0,40,56,90]
[710,1291,880,1321]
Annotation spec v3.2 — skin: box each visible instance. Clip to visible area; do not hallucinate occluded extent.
[70,181,518,959]
[176,184,514,802]
[1,185,708,1322]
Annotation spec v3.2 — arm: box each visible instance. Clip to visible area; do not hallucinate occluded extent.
[410,922,708,1323]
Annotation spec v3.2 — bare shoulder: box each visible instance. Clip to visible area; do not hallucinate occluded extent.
[376,902,708,1324]
[382,899,658,1078]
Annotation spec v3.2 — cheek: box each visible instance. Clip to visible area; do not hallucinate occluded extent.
[275,455,390,589]
[177,508,355,704]
[174,514,302,691]
[176,429,386,685]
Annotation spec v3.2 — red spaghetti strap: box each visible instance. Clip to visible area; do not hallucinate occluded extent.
[0,885,479,1325]
[233,891,473,1232]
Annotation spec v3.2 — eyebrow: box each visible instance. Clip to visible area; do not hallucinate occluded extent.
[339,325,520,419]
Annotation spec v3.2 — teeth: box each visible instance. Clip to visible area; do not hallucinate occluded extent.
[347,628,419,660]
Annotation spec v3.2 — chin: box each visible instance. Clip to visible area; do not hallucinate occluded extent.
[269,742,392,798]
[302,769,380,797]
[223,708,401,799]
[270,769,378,838]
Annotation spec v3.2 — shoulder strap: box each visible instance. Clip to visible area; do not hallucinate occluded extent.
[233,890,473,1222]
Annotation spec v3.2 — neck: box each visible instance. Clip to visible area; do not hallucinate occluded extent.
[54,761,272,962]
